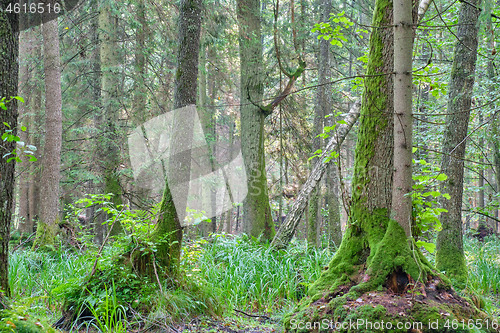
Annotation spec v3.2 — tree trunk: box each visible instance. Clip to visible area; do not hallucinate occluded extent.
[237,0,275,241]
[34,18,63,249]
[392,0,414,236]
[98,0,123,235]
[17,28,35,234]
[271,102,360,249]
[154,0,202,277]
[436,0,480,286]
[478,112,485,227]
[0,1,19,300]
[485,0,500,232]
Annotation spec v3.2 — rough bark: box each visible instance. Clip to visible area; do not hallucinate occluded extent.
[271,103,360,249]
[154,0,202,277]
[0,0,19,299]
[237,0,276,241]
[436,0,480,286]
[33,18,62,249]
[392,0,414,236]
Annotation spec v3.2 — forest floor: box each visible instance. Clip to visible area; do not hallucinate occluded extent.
[4,233,500,333]
[171,315,283,333]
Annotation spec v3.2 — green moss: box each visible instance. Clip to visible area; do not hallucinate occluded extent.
[154,182,183,278]
[435,237,467,289]
[32,220,58,250]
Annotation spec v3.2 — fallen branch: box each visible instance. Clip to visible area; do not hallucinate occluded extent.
[271,100,361,249]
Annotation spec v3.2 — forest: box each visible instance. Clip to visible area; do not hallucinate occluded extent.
[0,0,500,331]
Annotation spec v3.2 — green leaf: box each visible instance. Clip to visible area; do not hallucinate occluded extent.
[435,174,447,181]
[20,125,27,131]
[13,96,25,103]
[416,240,436,253]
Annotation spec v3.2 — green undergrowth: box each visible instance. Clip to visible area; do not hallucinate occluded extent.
[463,236,500,317]
[7,226,499,332]
[7,229,331,331]
[184,234,332,313]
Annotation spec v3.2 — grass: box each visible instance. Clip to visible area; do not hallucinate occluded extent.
[463,236,500,316]
[8,249,90,321]
[183,234,332,313]
[5,234,500,331]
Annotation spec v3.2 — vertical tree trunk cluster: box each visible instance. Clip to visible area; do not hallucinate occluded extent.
[436,0,481,285]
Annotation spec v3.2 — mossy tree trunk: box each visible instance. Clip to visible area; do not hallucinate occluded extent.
[34,19,63,249]
[237,0,276,241]
[436,0,480,286]
[289,0,431,313]
[0,1,18,300]
[98,0,123,235]
[154,0,202,278]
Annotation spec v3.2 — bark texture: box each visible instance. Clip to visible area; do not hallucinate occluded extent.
[436,0,480,285]
[33,19,62,249]
[271,103,360,249]
[237,0,275,241]
[0,1,19,299]
[392,0,414,236]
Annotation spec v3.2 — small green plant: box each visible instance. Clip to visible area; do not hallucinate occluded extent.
[1,96,38,164]
[71,281,127,333]
[411,151,450,253]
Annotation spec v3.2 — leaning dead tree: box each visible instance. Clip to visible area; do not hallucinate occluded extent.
[271,100,360,249]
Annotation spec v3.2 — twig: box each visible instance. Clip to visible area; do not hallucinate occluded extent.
[463,209,500,224]
[152,253,164,294]
[12,232,36,253]
[234,309,270,320]
[86,206,126,282]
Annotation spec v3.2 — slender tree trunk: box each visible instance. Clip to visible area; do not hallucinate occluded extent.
[34,19,63,249]
[478,112,485,227]
[98,0,123,235]
[436,0,480,286]
[392,0,414,236]
[17,28,35,234]
[237,0,275,241]
[485,0,500,232]
[0,1,19,300]
[28,77,42,233]
[154,0,202,277]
